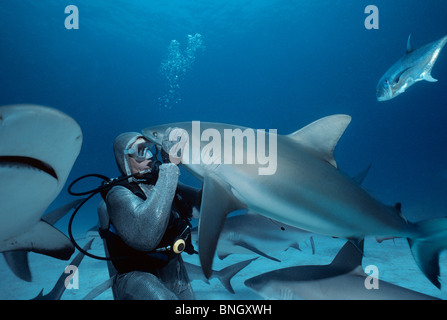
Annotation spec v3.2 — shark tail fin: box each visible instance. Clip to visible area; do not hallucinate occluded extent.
[409,218,447,289]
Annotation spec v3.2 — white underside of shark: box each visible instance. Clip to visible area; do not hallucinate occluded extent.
[191,212,314,261]
[0,105,82,266]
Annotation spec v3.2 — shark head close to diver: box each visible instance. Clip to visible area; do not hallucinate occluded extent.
[0,105,82,265]
[376,34,447,101]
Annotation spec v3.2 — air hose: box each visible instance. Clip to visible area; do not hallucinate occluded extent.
[67,170,152,261]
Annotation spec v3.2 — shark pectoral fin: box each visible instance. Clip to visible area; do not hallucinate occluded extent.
[3,251,32,282]
[287,115,352,168]
[3,220,74,260]
[41,198,85,225]
[234,241,281,262]
[198,175,246,278]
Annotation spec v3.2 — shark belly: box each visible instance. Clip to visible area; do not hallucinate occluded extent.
[220,141,414,239]
[0,165,58,241]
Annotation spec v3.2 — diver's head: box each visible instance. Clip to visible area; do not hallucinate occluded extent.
[125,138,155,176]
[113,133,155,178]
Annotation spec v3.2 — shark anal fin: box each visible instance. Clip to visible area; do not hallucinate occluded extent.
[198,175,246,278]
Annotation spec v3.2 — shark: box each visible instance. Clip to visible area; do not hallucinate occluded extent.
[191,212,315,262]
[184,258,257,294]
[142,116,447,288]
[3,198,84,281]
[244,240,439,300]
[376,34,447,101]
[0,104,82,278]
[188,168,370,262]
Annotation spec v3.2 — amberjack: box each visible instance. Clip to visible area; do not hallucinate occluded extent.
[0,105,82,270]
[377,34,447,101]
[244,240,439,300]
[143,116,447,288]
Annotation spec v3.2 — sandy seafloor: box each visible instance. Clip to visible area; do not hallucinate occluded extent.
[1,229,446,300]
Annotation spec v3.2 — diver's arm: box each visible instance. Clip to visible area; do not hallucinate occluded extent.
[105,163,179,251]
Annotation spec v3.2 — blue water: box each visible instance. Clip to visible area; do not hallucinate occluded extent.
[1,0,447,299]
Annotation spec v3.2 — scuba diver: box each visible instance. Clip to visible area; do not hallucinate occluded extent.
[96,130,201,300]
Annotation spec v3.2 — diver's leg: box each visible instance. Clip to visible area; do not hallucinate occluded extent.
[113,271,178,300]
[158,255,195,300]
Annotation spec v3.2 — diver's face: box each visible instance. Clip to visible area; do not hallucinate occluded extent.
[126,139,154,175]
[128,155,152,175]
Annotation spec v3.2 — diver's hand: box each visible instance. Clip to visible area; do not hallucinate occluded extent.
[161,127,188,165]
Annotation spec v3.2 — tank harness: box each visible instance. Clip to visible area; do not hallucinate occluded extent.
[67,163,199,273]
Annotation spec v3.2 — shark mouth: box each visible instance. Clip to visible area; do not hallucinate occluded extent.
[0,156,58,180]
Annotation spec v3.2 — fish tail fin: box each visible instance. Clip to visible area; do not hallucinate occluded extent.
[408,218,447,289]
[424,73,438,82]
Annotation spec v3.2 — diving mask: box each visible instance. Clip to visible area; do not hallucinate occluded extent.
[124,142,154,162]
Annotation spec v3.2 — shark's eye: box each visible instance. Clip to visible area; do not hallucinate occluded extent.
[153,131,158,137]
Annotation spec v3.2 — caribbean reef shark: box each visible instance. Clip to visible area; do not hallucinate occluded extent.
[191,212,315,262]
[143,116,447,288]
[377,34,447,101]
[244,240,439,300]
[184,258,257,294]
[0,105,82,280]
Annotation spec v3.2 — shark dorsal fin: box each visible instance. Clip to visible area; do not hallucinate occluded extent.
[287,115,352,168]
[406,34,413,53]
